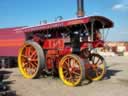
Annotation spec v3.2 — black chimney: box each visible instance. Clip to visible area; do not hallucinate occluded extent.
[77,0,85,17]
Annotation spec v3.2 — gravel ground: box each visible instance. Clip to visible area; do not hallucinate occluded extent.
[1,56,128,96]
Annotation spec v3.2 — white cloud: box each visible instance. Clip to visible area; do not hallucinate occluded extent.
[112,4,128,11]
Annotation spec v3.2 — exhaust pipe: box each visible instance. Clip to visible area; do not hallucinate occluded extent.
[77,0,85,17]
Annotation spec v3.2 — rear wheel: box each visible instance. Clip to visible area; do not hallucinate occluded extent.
[86,53,106,81]
[59,54,85,87]
[18,40,45,79]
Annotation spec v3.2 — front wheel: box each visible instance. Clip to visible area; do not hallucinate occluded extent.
[59,54,85,87]
[86,53,106,81]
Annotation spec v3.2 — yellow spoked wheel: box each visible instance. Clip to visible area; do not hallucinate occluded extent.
[18,41,45,79]
[86,53,106,81]
[59,54,85,87]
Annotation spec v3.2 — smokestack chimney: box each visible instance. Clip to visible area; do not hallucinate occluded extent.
[77,0,85,17]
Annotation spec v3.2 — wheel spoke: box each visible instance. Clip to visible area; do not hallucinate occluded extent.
[63,70,68,74]
[95,58,100,64]
[70,59,76,68]
[27,47,31,56]
[64,72,69,78]
[66,75,72,81]
[33,54,37,59]
[63,64,68,69]
[30,51,37,58]
[24,48,28,56]
[30,59,38,62]
[67,58,71,67]
[21,55,28,58]
[64,61,70,68]
[24,47,30,56]
[95,69,99,77]
[92,56,95,64]
[72,71,80,76]
[22,62,28,68]
[31,69,36,75]
[29,62,37,68]
[28,62,32,69]
[99,60,103,65]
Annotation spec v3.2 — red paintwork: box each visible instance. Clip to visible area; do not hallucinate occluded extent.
[0,27,25,56]
[59,47,72,55]
[18,16,113,33]
[43,39,64,49]
[21,17,89,33]
[80,42,89,50]
[93,40,104,48]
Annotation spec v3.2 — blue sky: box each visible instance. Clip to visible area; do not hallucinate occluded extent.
[0,0,128,41]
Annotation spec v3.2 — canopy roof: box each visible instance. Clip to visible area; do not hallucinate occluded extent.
[17,16,114,33]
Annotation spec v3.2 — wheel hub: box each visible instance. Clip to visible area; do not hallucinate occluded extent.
[69,68,72,72]
[28,57,31,61]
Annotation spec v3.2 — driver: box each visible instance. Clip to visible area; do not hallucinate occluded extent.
[94,29,102,41]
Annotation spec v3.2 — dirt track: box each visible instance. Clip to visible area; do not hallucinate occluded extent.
[1,56,128,96]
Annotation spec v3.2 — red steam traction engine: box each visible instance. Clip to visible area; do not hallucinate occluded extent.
[17,0,113,86]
